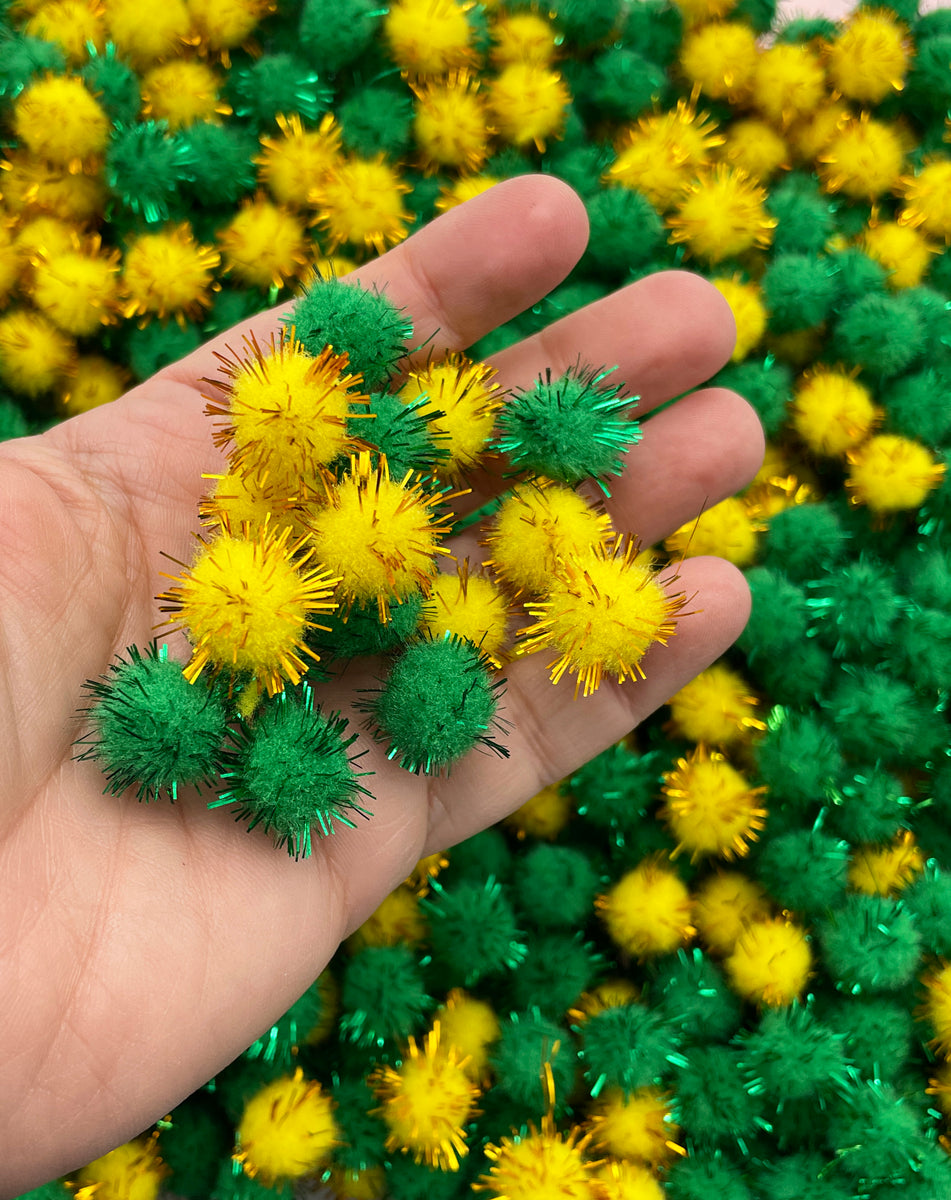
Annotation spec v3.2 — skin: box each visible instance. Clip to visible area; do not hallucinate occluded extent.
[0,176,763,1194]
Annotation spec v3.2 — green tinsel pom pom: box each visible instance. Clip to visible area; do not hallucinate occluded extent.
[736,568,810,666]
[774,15,838,42]
[568,744,666,840]
[386,1150,472,1200]
[885,367,951,445]
[900,867,951,956]
[441,827,513,885]
[899,287,951,357]
[827,764,913,844]
[179,122,258,207]
[211,1155,278,1200]
[807,555,905,660]
[7,1184,75,1200]
[581,187,664,279]
[754,707,844,809]
[670,1045,768,1149]
[733,0,777,34]
[298,0,384,72]
[733,1003,850,1104]
[827,247,888,309]
[490,1008,577,1116]
[494,364,641,492]
[664,1151,753,1200]
[513,843,600,929]
[421,876,526,989]
[714,355,793,437]
[749,1151,852,1200]
[349,391,448,479]
[754,825,850,914]
[287,275,413,390]
[0,29,64,101]
[761,253,838,333]
[106,122,196,224]
[507,931,602,1014]
[653,948,743,1043]
[905,35,951,117]
[338,85,414,157]
[339,943,432,1047]
[766,173,836,256]
[893,605,951,693]
[577,1002,683,1096]
[226,52,332,126]
[753,637,832,709]
[818,994,918,1081]
[77,642,228,801]
[761,501,848,582]
[584,46,668,121]
[159,1093,233,1198]
[242,975,328,1067]
[826,666,946,764]
[832,293,924,379]
[213,684,372,859]
[360,635,506,775]
[817,894,923,993]
[81,45,141,126]
[826,1080,935,1186]
[619,0,684,65]
[310,590,424,661]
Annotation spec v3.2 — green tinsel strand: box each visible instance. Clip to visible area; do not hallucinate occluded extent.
[753,825,850,915]
[179,123,258,208]
[329,1076,388,1175]
[817,994,919,1082]
[832,293,924,379]
[338,85,414,157]
[736,568,810,667]
[817,894,923,994]
[826,1079,937,1187]
[0,29,64,102]
[670,1045,770,1150]
[513,843,600,929]
[806,555,906,660]
[287,275,413,390]
[652,947,743,1044]
[105,121,196,225]
[825,666,947,765]
[80,45,141,126]
[748,1150,852,1200]
[580,187,664,281]
[764,173,834,256]
[347,391,448,479]
[868,1142,951,1200]
[884,366,951,445]
[76,642,228,802]
[761,252,838,334]
[339,943,432,1048]
[158,1092,233,1199]
[309,590,424,661]
[493,364,641,493]
[298,0,384,72]
[826,764,914,845]
[618,0,684,65]
[421,876,526,989]
[213,685,372,859]
[733,1003,850,1105]
[126,319,202,381]
[664,1150,754,1200]
[577,1002,684,1097]
[226,52,332,126]
[753,706,844,809]
[507,931,603,1015]
[714,355,793,438]
[490,1008,577,1117]
[760,501,848,583]
[360,635,507,775]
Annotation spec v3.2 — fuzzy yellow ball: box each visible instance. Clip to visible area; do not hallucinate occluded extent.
[236,1070,338,1185]
[724,916,812,1006]
[597,857,694,959]
[791,367,880,458]
[661,746,768,863]
[846,434,946,512]
[667,663,763,747]
[826,9,911,105]
[13,75,110,168]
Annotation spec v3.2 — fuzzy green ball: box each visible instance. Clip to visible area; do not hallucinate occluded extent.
[550,0,623,45]
[807,556,905,660]
[817,894,923,993]
[762,253,839,333]
[514,843,600,929]
[832,294,924,379]
[81,47,141,125]
[893,605,951,693]
[442,827,513,885]
[386,1153,471,1200]
[749,1151,853,1200]
[330,1077,388,1172]
[311,590,424,661]
[578,1002,682,1096]
[761,501,848,582]
[365,635,503,774]
[664,1152,753,1200]
[494,364,641,489]
[339,944,431,1047]
[826,667,946,764]
[619,0,684,65]
[298,0,383,71]
[671,1045,767,1148]
[901,868,951,957]
[753,636,832,709]
[827,247,888,309]
[714,356,793,437]
[160,1094,233,1198]
[422,876,526,989]
[127,320,202,381]
[106,121,195,224]
[827,764,913,845]
[653,948,743,1043]
[586,46,668,120]
[826,1080,934,1184]
[348,391,447,479]
[508,931,602,1014]
[819,994,917,1081]
[766,174,836,256]
[491,1009,577,1115]
[774,16,837,42]
[754,826,849,914]
[733,1004,849,1103]
[737,568,811,666]
[226,52,332,125]
[338,86,414,157]
[0,30,64,101]
[582,187,664,279]
[243,975,329,1067]
[287,276,413,390]
[0,395,30,441]
[754,707,844,809]
[214,686,371,858]
[569,744,666,836]
[180,122,258,207]
[905,35,951,116]
[885,366,951,447]
[79,642,228,802]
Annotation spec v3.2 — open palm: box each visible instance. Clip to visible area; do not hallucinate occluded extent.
[0,176,763,1194]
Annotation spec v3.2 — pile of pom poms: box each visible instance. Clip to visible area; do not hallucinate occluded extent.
[3,0,951,1196]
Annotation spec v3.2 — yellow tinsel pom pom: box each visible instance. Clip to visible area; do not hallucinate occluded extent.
[678,20,759,103]
[846,433,946,512]
[346,884,428,951]
[104,0,192,67]
[661,745,768,863]
[433,989,500,1084]
[899,158,951,244]
[31,242,121,336]
[25,0,106,62]
[141,59,229,132]
[597,857,694,959]
[667,165,776,262]
[586,1086,681,1165]
[313,155,413,257]
[75,1134,166,1200]
[218,195,309,290]
[384,0,477,77]
[724,916,812,1007]
[791,366,880,457]
[478,1123,599,1200]
[693,870,772,955]
[825,8,911,105]
[606,101,724,210]
[861,219,937,289]
[399,351,502,477]
[236,1069,339,1185]
[413,72,491,174]
[13,74,110,168]
[61,355,128,415]
[664,495,763,567]
[751,43,826,128]
[256,113,342,209]
[421,559,511,667]
[490,10,558,68]
[486,62,570,152]
[503,782,572,840]
[0,306,75,396]
[121,224,221,323]
[711,274,768,361]
[667,662,764,747]
[818,113,905,200]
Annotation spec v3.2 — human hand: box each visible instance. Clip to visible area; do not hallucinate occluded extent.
[0,174,763,1194]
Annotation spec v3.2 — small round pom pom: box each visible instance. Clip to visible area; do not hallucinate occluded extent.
[605,101,724,209]
[399,352,503,478]
[422,875,526,989]
[214,685,371,858]
[180,122,257,206]
[490,10,558,68]
[760,499,847,581]
[736,566,810,666]
[80,45,141,125]
[347,884,426,952]
[790,366,879,456]
[750,42,825,126]
[313,155,413,257]
[486,63,571,151]
[78,642,228,802]
[808,554,904,659]
[504,782,572,841]
[362,634,506,774]
[477,1123,597,1200]
[671,1045,766,1150]
[827,764,913,846]
[338,86,414,158]
[421,560,510,667]
[754,826,849,914]
[653,947,743,1042]
[339,948,432,1053]
[861,220,936,290]
[256,113,342,209]
[679,20,759,102]
[820,994,916,1082]
[351,390,447,479]
[666,663,763,747]
[817,893,922,993]
[734,1002,849,1103]
[826,9,911,104]
[664,496,763,566]
[825,1080,932,1185]
[760,252,838,334]
[141,59,227,133]
[827,664,946,764]
[14,74,110,167]
[298,0,383,73]
[490,1009,577,1115]
[714,355,792,437]
[754,707,843,809]
[514,843,600,930]
[818,114,906,201]
[75,1134,166,1200]
[578,1002,683,1096]
[217,195,309,291]
[900,159,951,244]
[662,1151,753,1200]
[227,53,332,128]
[597,856,694,959]
[121,225,221,323]
[766,172,835,255]
[157,526,337,696]
[235,1069,338,1186]
[832,292,923,378]
[723,916,812,1007]
[412,72,490,173]
[518,540,686,698]
[667,165,775,262]
[593,1159,666,1200]
[103,0,190,67]
[0,33,66,102]
[495,364,639,489]
[0,307,75,398]
[509,930,604,1015]
[586,1085,680,1164]
[904,33,951,117]
[288,276,413,391]
[902,868,951,956]
[848,831,924,897]
[693,871,772,956]
[582,187,665,279]
[384,0,476,76]
[372,1026,479,1171]
[660,746,767,863]
[718,117,789,183]
[105,122,196,225]
[847,434,946,512]
[310,592,424,662]
[921,961,951,1055]
[582,46,667,123]
[482,478,614,598]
